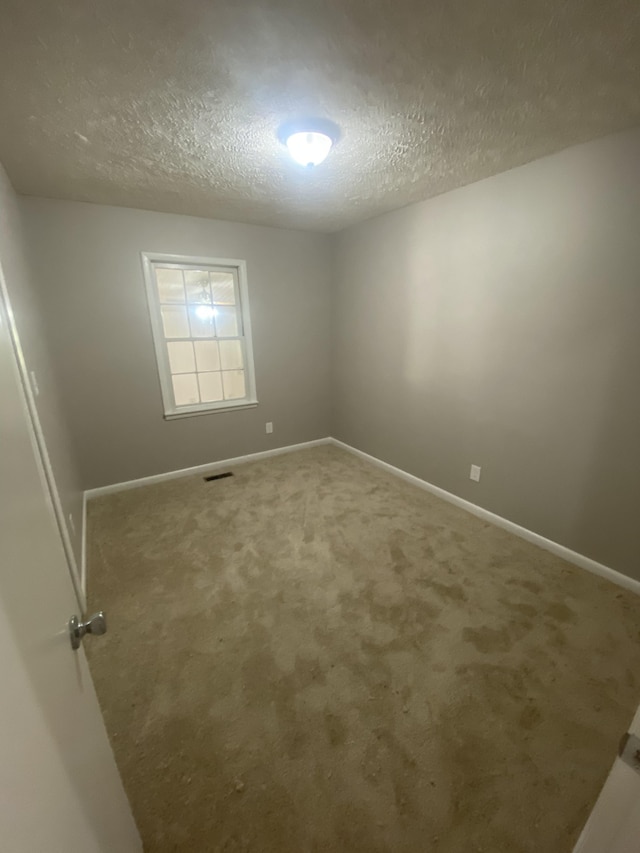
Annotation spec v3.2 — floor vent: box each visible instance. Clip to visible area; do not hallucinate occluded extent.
[204,471,234,482]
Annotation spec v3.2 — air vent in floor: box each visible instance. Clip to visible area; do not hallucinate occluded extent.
[203,471,233,482]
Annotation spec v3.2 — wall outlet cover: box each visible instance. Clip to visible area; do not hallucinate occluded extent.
[470,464,481,482]
[265,422,273,434]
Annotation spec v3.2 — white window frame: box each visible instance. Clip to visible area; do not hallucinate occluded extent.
[141,252,258,419]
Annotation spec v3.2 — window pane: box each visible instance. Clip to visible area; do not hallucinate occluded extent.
[215,306,238,337]
[219,339,244,371]
[147,257,255,416]
[172,373,199,406]
[161,305,189,338]
[185,270,212,304]
[194,340,220,372]
[167,341,195,374]
[188,305,217,338]
[198,372,223,403]
[222,370,245,400]
[210,272,235,305]
[155,268,185,303]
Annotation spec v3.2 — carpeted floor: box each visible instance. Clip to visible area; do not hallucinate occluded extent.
[86,445,640,853]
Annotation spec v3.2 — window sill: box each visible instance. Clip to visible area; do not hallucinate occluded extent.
[163,400,258,420]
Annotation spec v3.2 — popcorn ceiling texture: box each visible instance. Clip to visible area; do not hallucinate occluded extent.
[1,0,639,232]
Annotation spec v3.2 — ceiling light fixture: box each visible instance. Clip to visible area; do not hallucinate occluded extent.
[279,119,340,168]
[286,131,333,167]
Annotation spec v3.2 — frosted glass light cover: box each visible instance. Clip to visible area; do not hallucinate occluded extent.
[286,131,333,167]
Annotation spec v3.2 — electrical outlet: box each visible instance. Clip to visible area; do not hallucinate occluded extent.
[265,422,273,434]
[68,513,76,535]
[470,464,481,482]
[30,370,40,397]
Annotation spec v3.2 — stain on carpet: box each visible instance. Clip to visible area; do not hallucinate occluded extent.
[85,445,640,852]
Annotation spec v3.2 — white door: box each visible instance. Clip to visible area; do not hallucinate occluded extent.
[573,707,640,853]
[0,277,141,849]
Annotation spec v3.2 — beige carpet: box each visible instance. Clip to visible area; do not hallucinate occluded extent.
[86,445,640,853]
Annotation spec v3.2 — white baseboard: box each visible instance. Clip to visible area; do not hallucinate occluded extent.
[81,433,639,598]
[330,438,640,596]
[84,437,333,500]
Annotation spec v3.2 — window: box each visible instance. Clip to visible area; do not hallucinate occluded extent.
[142,253,257,418]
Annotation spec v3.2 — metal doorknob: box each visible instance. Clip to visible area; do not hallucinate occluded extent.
[69,611,107,650]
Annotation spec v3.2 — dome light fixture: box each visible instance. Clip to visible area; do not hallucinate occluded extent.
[286,131,333,167]
[279,119,340,168]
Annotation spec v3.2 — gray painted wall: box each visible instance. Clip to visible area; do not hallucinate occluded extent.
[19,200,332,489]
[13,129,640,582]
[333,129,640,580]
[0,165,84,565]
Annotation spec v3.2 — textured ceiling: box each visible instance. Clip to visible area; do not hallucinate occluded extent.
[1,0,639,232]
